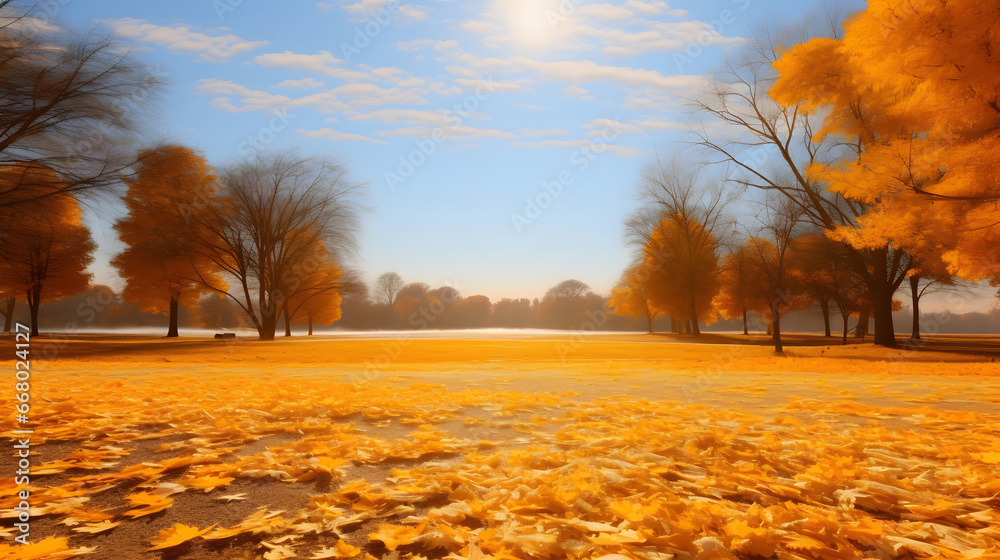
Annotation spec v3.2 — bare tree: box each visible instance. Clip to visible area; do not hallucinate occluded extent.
[374,272,404,307]
[0,5,163,208]
[192,150,363,341]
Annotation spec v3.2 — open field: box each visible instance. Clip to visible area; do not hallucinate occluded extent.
[3,333,1000,560]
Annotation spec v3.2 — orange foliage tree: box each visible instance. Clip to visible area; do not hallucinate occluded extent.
[283,241,344,336]
[640,216,720,334]
[0,171,96,335]
[769,0,1000,340]
[608,265,662,333]
[112,145,223,337]
[714,242,767,336]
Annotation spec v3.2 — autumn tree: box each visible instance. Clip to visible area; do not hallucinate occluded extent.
[0,177,96,335]
[715,241,768,336]
[743,198,805,353]
[192,150,362,341]
[692,6,915,347]
[281,241,345,336]
[0,6,163,208]
[771,0,1000,286]
[112,145,222,337]
[626,159,730,335]
[609,265,661,333]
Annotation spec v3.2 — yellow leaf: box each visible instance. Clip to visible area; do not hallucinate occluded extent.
[0,536,95,560]
[149,523,216,550]
[368,524,422,551]
[72,520,120,534]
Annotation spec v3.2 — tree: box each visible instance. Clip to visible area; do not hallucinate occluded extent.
[449,296,492,329]
[374,272,404,307]
[282,241,344,336]
[0,8,163,208]
[112,145,222,337]
[0,290,14,332]
[639,216,721,334]
[609,265,661,333]
[692,8,915,347]
[626,158,731,335]
[772,0,1000,285]
[743,198,804,354]
[715,241,769,336]
[539,280,603,330]
[192,150,362,341]
[0,178,96,335]
[492,298,534,328]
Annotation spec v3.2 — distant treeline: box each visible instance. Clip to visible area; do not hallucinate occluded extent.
[3,282,998,336]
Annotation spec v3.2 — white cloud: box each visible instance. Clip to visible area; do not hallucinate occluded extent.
[396,39,459,52]
[380,125,516,141]
[350,108,489,124]
[273,78,326,89]
[564,85,595,101]
[107,18,269,61]
[316,2,333,11]
[509,138,646,158]
[461,21,496,34]
[518,128,571,137]
[342,0,429,21]
[578,3,633,19]
[298,128,387,143]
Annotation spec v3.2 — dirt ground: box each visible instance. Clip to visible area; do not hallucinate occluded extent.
[2,333,999,559]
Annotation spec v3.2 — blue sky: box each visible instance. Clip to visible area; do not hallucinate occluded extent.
[64,0,836,302]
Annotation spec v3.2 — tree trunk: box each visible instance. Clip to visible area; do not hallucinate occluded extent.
[308,313,314,336]
[820,299,831,337]
[27,288,40,337]
[689,296,701,336]
[910,275,920,340]
[2,297,13,332]
[842,313,849,345]
[645,312,652,334]
[771,298,783,354]
[283,305,291,337]
[866,249,898,348]
[742,306,748,335]
[167,296,179,338]
[856,308,871,339]
[259,308,277,341]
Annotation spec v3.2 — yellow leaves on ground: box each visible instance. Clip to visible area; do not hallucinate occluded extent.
[11,363,1000,560]
[368,523,424,551]
[310,539,362,559]
[123,492,173,518]
[148,523,216,550]
[0,537,95,559]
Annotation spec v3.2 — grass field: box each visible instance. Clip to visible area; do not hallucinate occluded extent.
[2,333,999,559]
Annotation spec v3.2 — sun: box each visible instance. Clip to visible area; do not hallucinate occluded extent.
[496,0,568,49]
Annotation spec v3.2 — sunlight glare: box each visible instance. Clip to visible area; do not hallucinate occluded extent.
[497,0,568,49]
